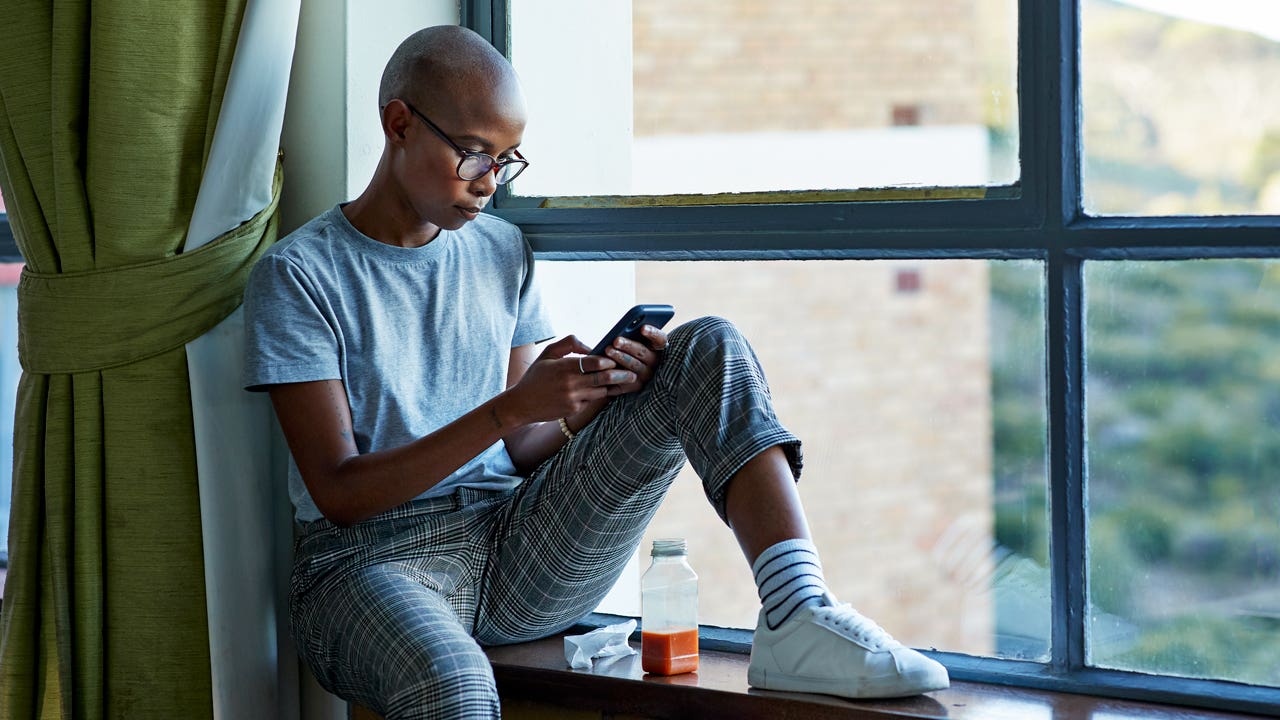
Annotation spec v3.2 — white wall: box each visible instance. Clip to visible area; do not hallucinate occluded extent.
[631,126,991,194]
[509,0,635,197]
[345,1,460,198]
[280,0,458,231]
[280,0,348,232]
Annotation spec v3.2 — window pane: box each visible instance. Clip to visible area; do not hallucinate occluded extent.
[1082,1,1280,216]
[1085,260,1280,685]
[579,259,1048,661]
[509,0,1019,198]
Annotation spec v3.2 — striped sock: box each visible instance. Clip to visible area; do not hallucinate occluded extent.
[752,538,829,630]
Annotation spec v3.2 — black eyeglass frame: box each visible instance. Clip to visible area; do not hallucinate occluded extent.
[401,100,529,185]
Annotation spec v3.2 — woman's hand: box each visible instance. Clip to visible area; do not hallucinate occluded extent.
[502,335,637,424]
[600,324,669,396]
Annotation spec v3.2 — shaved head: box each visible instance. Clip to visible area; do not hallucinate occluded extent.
[379,26,524,120]
[351,26,527,244]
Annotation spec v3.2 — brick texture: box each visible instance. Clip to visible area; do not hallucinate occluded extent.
[633,0,985,136]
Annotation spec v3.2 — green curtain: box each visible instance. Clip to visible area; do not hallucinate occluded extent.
[0,1,282,718]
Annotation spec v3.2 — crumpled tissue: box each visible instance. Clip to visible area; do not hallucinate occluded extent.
[563,619,638,670]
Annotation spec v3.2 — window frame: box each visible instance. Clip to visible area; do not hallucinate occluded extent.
[464,0,1280,714]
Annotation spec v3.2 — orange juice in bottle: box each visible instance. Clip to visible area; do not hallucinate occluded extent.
[641,538,699,675]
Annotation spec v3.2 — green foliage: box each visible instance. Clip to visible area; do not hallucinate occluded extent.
[1082,0,1280,215]
[988,0,1280,684]
[1103,616,1280,687]
[994,481,1048,566]
[989,261,1048,566]
[1088,515,1141,616]
[1245,130,1280,192]
[989,258,1280,684]
[1118,504,1175,562]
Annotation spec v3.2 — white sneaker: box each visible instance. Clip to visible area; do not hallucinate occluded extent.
[748,593,950,699]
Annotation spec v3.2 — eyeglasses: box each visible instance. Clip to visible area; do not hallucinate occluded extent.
[402,101,529,185]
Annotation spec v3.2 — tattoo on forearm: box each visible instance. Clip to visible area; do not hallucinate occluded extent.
[490,405,504,430]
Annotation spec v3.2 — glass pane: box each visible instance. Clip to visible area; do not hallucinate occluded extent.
[571,259,1048,660]
[510,0,1019,198]
[1082,1,1280,216]
[1085,260,1280,685]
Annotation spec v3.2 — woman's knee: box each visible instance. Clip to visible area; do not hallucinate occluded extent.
[382,636,499,719]
[295,565,499,718]
[664,315,763,380]
[669,315,741,347]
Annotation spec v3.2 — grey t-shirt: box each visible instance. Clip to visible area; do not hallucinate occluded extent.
[242,206,554,522]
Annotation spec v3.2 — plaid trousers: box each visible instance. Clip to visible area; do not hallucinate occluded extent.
[289,316,802,719]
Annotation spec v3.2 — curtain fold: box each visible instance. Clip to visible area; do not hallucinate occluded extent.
[0,2,268,718]
[180,1,306,717]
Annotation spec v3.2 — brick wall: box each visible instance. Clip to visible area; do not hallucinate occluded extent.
[633,0,985,136]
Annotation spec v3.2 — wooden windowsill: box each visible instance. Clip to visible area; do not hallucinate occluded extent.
[483,635,1270,720]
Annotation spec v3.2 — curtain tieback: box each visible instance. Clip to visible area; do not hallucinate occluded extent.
[17,160,283,374]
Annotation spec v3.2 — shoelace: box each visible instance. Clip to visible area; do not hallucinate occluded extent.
[813,602,895,649]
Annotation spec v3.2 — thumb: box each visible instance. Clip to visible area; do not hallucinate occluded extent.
[539,335,582,359]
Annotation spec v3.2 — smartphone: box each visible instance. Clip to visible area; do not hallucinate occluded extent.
[590,304,675,356]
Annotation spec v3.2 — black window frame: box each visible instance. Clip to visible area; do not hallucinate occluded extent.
[463,0,1280,714]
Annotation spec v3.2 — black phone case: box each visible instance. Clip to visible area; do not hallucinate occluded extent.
[590,304,675,355]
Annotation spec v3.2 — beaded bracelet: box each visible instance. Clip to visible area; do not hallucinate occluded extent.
[557,417,575,440]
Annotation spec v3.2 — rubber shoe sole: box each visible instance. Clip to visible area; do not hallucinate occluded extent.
[748,655,950,699]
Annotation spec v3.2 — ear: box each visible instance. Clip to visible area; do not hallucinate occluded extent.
[382,100,412,144]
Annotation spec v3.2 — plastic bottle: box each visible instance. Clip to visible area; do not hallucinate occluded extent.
[641,537,699,675]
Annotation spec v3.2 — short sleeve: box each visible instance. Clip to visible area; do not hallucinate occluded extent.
[242,253,343,391]
[511,235,555,347]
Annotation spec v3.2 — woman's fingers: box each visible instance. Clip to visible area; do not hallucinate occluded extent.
[604,347,646,373]
[588,367,637,387]
[561,323,669,401]
[605,335,662,379]
[575,353,616,374]
[641,325,669,351]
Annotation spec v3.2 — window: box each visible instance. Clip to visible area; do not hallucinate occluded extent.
[508,0,1018,199]
[1081,1,1280,216]
[1085,260,1280,686]
[469,0,1280,713]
